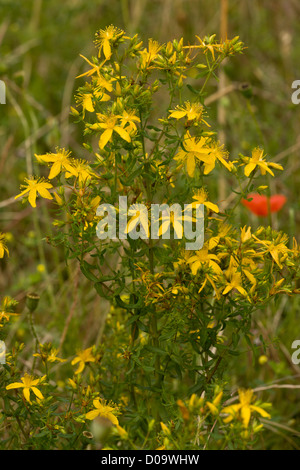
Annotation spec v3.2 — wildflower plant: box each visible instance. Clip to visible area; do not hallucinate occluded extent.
[2,25,300,450]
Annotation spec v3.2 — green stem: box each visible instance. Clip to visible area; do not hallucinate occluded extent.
[226,172,256,222]
[139,110,162,407]
[199,56,222,96]
[245,99,272,227]
[206,327,241,385]
[28,310,39,372]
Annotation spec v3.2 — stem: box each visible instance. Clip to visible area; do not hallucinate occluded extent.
[206,327,241,385]
[139,109,162,402]
[16,415,28,442]
[245,100,272,227]
[225,171,256,222]
[28,310,39,372]
[69,423,85,449]
[199,56,222,96]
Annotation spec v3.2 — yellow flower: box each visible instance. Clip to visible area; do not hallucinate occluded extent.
[208,140,233,173]
[0,297,18,326]
[94,25,125,60]
[188,245,223,298]
[77,55,101,78]
[187,245,224,298]
[47,348,65,362]
[89,114,131,149]
[139,38,163,70]
[175,133,232,177]
[0,233,9,258]
[177,399,190,420]
[93,75,115,94]
[53,192,64,206]
[71,347,96,374]
[188,246,222,276]
[186,35,244,59]
[174,132,215,177]
[258,355,268,365]
[207,223,232,250]
[188,394,204,411]
[228,252,257,289]
[86,398,119,425]
[157,206,189,239]
[64,159,99,186]
[15,177,53,208]
[192,34,223,60]
[68,378,77,389]
[206,391,223,415]
[253,233,291,269]
[243,147,283,177]
[36,148,78,180]
[160,422,171,436]
[169,101,209,126]
[222,389,271,428]
[119,110,140,134]
[76,58,114,100]
[222,267,248,298]
[33,345,65,364]
[37,264,45,274]
[80,93,94,114]
[186,188,219,213]
[6,373,45,403]
[125,204,150,237]
[240,225,252,243]
[292,237,300,259]
[75,80,111,116]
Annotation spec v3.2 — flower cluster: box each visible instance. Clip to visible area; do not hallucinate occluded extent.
[4,25,299,450]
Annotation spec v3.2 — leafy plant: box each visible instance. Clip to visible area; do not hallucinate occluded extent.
[1,25,300,450]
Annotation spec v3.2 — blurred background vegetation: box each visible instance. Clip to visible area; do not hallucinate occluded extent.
[1,0,300,449]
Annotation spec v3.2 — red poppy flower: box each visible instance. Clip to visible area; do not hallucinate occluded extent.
[242,193,286,216]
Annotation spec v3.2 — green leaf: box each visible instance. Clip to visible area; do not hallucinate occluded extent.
[186,84,200,95]
[80,261,98,282]
[188,377,205,395]
[232,332,240,348]
[228,349,240,356]
[143,345,168,356]
[147,125,162,132]
[131,322,139,341]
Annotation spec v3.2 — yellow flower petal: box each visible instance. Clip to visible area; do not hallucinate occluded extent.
[103,39,112,60]
[86,409,101,420]
[83,94,94,113]
[114,126,131,143]
[31,387,44,400]
[250,405,271,419]
[6,382,24,390]
[241,405,251,428]
[99,128,113,149]
[48,161,62,180]
[23,387,31,403]
[186,155,195,177]
[206,402,218,415]
[107,413,119,426]
[37,186,53,200]
[28,189,37,208]
[244,162,256,177]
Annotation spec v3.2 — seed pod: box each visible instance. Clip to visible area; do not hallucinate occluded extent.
[26,292,40,313]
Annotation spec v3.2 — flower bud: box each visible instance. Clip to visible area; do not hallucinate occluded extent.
[26,292,40,313]
[165,41,173,57]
